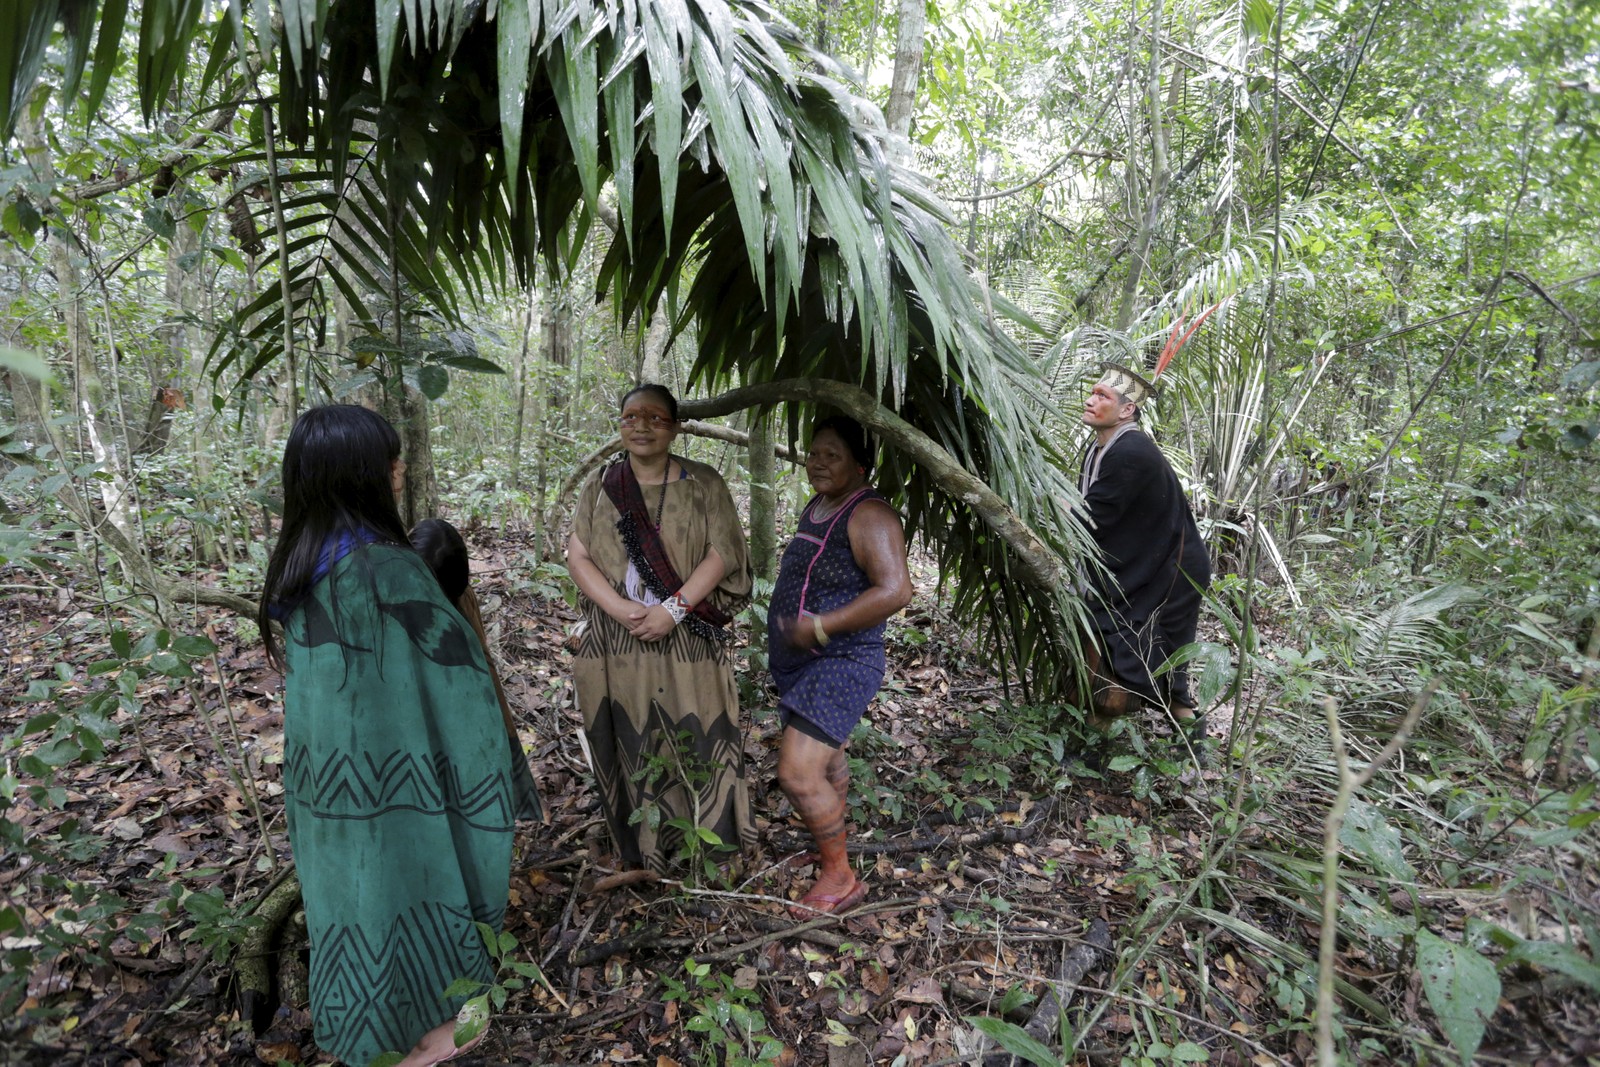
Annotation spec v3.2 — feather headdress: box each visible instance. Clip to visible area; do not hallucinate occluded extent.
[1094,301,1221,406]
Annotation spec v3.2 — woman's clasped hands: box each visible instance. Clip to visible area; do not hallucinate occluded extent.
[613,598,677,641]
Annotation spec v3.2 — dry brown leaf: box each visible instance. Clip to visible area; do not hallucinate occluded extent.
[107,817,144,841]
[897,976,944,1006]
[255,1040,301,1064]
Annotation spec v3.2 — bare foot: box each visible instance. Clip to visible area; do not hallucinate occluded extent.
[394,1018,485,1066]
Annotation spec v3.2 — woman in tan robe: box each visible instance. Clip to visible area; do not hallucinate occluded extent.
[566,384,754,872]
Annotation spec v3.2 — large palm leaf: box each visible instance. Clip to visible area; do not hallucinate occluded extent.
[5,0,1101,698]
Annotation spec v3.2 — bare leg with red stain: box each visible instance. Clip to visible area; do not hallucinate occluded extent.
[778,727,865,917]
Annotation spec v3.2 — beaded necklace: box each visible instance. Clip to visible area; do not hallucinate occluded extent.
[651,456,672,530]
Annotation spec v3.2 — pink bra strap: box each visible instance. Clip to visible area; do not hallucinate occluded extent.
[796,488,871,616]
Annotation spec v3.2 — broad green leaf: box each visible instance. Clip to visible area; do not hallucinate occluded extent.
[1154,641,1234,709]
[375,0,402,96]
[10,190,42,237]
[549,14,600,214]
[964,1016,1057,1067]
[600,28,640,241]
[642,0,685,238]
[1341,798,1415,881]
[453,994,490,1046]
[495,0,531,205]
[0,1,60,140]
[0,346,52,383]
[418,364,450,400]
[143,205,177,239]
[136,0,205,121]
[1416,928,1499,1066]
[170,635,218,658]
[439,976,482,998]
[34,737,83,768]
[1499,936,1600,993]
[690,33,764,301]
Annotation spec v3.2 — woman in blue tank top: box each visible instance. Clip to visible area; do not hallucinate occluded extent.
[768,416,913,917]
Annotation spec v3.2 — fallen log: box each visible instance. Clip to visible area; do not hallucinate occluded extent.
[235,873,305,1034]
[984,916,1113,1067]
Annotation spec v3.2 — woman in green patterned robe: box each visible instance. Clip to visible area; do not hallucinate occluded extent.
[260,405,538,1066]
[566,385,754,873]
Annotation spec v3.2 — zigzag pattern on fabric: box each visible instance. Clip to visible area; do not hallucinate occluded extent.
[579,603,731,665]
[310,899,500,1061]
[284,747,517,831]
[586,695,755,870]
[601,721,747,811]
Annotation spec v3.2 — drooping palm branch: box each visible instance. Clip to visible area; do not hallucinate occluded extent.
[5,0,1101,698]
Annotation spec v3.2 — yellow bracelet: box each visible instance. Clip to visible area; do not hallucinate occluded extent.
[812,615,831,647]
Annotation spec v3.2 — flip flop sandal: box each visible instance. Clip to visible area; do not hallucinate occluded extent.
[789,878,868,920]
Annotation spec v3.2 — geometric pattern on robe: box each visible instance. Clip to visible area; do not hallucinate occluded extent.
[570,457,755,873]
[283,543,528,1065]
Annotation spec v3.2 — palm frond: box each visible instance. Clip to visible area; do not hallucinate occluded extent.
[1348,582,1480,665]
[7,0,1102,698]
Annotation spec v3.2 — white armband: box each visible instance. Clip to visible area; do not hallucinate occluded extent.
[662,593,690,625]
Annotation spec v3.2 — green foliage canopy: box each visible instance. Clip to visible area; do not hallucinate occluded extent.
[3,0,1097,695]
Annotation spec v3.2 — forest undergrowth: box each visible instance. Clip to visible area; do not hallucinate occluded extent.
[3,521,1598,1067]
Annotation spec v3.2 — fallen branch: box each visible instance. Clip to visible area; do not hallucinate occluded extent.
[567,923,665,967]
[1314,684,1434,1065]
[591,869,659,893]
[233,872,304,1033]
[696,917,845,963]
[985,917,1114,1067]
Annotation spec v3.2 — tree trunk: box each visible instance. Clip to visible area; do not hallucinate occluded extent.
[388,384,438,527]
[747,408,777,581]
[640,310,670,385]
[17,103,139,544]
[543,263,575,427]
[883,0,928,165]
[1114,0,1169,332]
[1,240,56,452]
[510,285,538,499]
[813,0,840,54]
[1556,612,1600,786]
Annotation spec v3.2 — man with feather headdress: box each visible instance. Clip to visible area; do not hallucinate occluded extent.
[1077,347,1213,749]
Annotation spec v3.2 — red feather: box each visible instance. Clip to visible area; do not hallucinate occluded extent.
[1153,300,1220,378]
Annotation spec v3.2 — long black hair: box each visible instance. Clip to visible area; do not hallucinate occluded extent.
[258,405,409,665]
[410,518,469,602]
